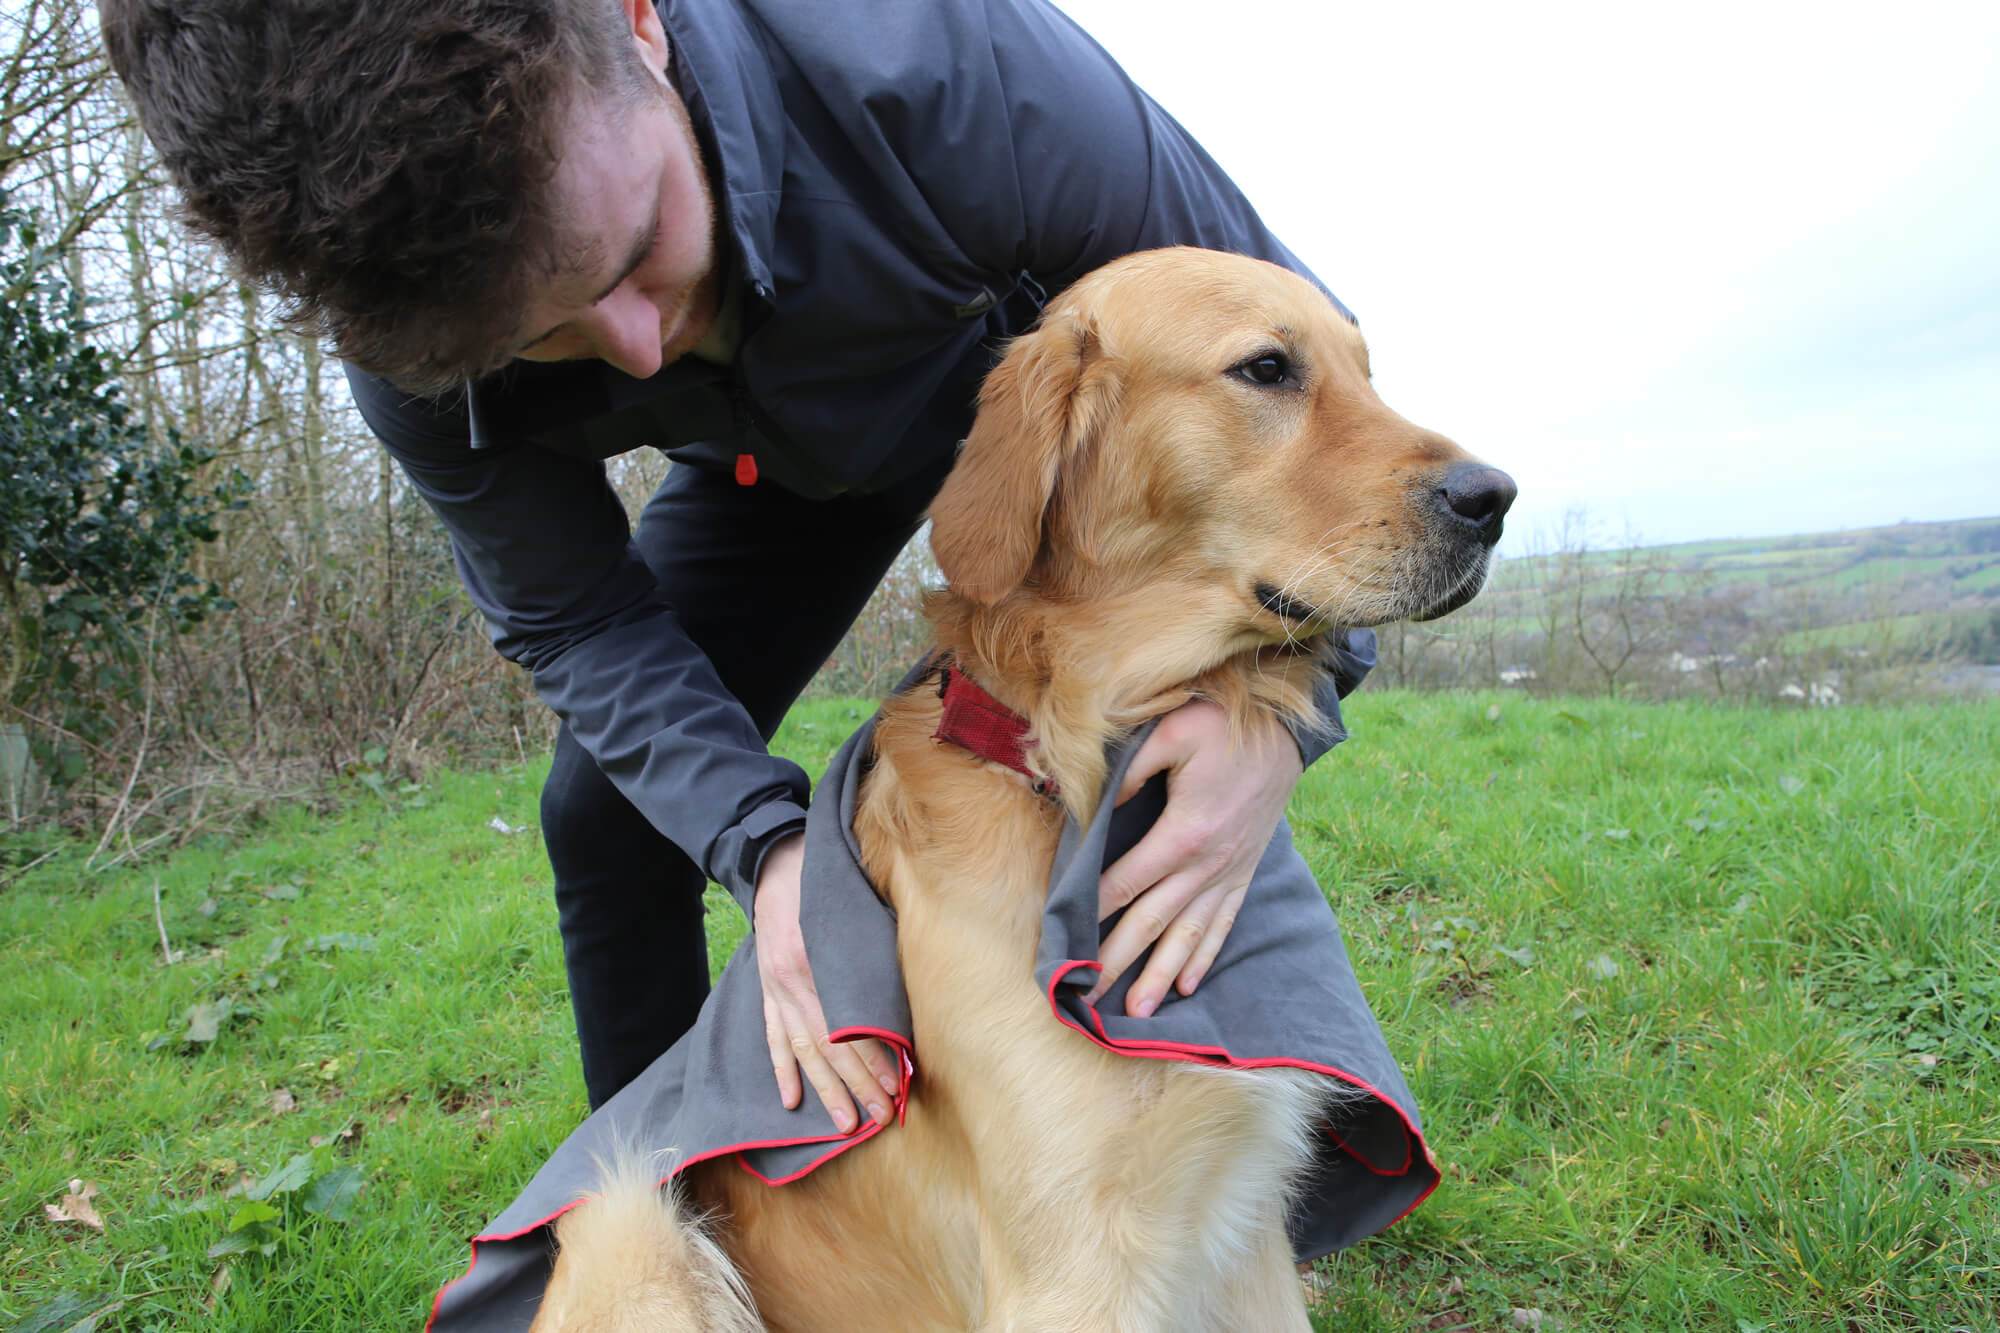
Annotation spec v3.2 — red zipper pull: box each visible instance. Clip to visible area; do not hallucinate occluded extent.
[734,453,758,486]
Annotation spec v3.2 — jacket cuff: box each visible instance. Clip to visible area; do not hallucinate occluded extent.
[1286,628,1378,770]
[717,799,810,917]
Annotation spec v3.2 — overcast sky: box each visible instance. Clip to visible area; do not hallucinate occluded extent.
[1051,1,2000,551]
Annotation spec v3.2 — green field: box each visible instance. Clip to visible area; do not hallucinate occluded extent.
[1496,512,2000,596]
[1457,516,2000,689]
[1779,609,1992,653]
[3,694,1996,1330]
[1543,516,2000,599]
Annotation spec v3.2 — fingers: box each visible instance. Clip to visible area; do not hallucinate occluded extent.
[786,1006,860,1133]
[760,966,898,1132]
[1085,700,1276,1018]
[1099,817,1197,920]
[769,985,890,1133]
[825,1036,897,1128]
[852,1036,902,1103]
[1122,881,1236,1018]
[1174,888,1241,998]
[762,1003,804,1111]
[1084,866,1207,1011]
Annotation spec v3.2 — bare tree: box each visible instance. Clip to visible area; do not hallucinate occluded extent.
[1571,540,1669,697]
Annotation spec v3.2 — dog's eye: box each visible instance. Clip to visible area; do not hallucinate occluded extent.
[1233,352,1293,387]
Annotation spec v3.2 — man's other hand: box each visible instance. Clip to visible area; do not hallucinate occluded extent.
[752,833,900,1131]
[1085,700,1302,1018]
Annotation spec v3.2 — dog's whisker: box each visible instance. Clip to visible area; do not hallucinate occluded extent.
[1272,532,1374,606]
[1268,522,1370,593]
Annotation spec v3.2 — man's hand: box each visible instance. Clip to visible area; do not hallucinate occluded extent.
[752,833,900,1132]
[1084,700,1302,1017]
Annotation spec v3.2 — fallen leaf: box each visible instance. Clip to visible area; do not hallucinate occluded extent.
[1512,1310,1547,1330]
[43,1180,104,1232]
[183,999,234,1045]
[269,1088,296,1115]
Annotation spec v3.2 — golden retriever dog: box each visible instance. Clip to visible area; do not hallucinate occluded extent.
[528,246,1513,1331]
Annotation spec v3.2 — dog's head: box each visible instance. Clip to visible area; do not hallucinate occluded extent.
[930,248,1514,639]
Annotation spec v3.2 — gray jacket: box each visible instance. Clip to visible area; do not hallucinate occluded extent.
[345,0,1376,908]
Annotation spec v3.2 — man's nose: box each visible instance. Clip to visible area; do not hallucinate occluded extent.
[586,289,663,379]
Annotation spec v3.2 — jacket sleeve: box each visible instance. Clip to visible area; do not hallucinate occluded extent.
[1292,628,1379,768]
[938,0,1372,762]
[346,367,806,913]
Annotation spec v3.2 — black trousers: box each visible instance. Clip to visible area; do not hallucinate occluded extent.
[539,456,949,1111]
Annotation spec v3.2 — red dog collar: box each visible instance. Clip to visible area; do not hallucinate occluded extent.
[931,659,1056,796]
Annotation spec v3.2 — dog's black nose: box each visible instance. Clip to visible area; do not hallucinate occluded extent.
[1434,463,1517,546]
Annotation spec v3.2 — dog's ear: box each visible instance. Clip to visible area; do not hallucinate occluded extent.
[930,313,1119,604]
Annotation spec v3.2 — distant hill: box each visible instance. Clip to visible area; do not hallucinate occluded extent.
[1593,514,2000,598]
[1382,515,2000,699]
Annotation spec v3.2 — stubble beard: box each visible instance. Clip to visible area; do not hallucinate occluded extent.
[656,84,724,364]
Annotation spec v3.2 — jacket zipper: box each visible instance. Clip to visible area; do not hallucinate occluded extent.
[727,280,847,498]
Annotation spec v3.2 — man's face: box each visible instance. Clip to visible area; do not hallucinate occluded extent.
[510,78,720,380]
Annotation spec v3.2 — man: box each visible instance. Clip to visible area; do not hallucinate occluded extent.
[102,0,1375,1130]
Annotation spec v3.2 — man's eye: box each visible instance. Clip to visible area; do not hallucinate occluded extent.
[1233,352,1293,387]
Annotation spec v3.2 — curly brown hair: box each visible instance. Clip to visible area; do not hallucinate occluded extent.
[101,0,652,393]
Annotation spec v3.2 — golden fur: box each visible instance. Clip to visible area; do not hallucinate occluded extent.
[529,247,1501,1331]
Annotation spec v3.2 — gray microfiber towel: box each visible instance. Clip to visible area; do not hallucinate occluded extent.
[426,709,1437,1332]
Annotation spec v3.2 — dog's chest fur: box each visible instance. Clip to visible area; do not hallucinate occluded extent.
[806,687,1328,1330]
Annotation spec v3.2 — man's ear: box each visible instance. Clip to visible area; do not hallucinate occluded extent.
[929,312,1119,605]
[623,0,670,82]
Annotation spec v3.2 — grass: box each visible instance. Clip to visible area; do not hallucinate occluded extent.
[3,693,1996,1330]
